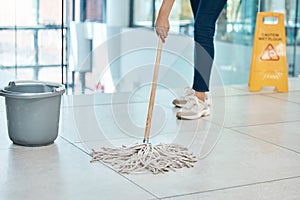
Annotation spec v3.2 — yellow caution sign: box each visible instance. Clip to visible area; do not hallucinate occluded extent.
[249,12,288,92]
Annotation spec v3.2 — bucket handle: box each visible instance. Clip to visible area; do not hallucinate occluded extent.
[53,87,65,94]
[0,82,16,97]
[8,81,16,87]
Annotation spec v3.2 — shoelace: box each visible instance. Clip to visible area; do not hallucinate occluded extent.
[184,95,208,109]
[179,87,210,106]
[183,87,209,102]
[178,87,194,101]
[184,87,194,96]
[184,95,199,109]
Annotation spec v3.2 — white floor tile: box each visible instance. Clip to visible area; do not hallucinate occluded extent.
[213,95,300,127]
[121,129,300,198]
[164,177,300,200]
[60,101,219,144]
[71,122,224,161]
[0,138,156,200]
[62,92,146,108]
[230,85,281,95]
[222,86,253,96]
[287,77,300,91]
[1,78,300,199]
[265,91,300,104]
[232,121,300,153]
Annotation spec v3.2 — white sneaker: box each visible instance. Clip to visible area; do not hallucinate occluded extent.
[172,87,211,108]
[205,93,211,106]
[172,87,195,108]
[176,95,210,120]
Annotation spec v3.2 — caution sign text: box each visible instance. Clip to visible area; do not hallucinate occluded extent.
[258,33,283,42]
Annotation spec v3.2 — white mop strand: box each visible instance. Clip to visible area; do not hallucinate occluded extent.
[90,143,197,174]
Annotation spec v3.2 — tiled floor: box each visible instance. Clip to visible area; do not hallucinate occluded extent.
[0,78,300,200]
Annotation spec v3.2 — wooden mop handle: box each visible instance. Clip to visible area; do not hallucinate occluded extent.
[143,38,163,143]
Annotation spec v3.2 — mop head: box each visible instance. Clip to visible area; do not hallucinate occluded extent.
[90,143,197,174]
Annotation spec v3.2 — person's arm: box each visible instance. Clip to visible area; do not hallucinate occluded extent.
[155,0,175,43]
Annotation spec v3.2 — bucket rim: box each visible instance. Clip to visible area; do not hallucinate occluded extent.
[0,80,65,99]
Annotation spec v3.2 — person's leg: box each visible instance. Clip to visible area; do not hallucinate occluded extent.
[174,0,227,119]
[192,0,227,101]
[189,0,201,17]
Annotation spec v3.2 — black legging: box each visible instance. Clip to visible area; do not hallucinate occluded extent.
[190,0,227,92]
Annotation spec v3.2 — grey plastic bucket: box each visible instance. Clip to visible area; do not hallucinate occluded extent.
[0,80,65,146]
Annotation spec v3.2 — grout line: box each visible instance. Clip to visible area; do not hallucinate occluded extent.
[228,81,300,92]
[67,119,226,146]
[228,127,300,155]
[226,120,300,129]
[148,197,162,200]
[160,175,300,199]
[261,92,300,105]
[59,135,161,199]
[227,85,276,93]
[62,100,149,109]
[62,99,178,109]
[62,89,299,109]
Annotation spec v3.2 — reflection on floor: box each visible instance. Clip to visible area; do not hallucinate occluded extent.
[0,77,300,199]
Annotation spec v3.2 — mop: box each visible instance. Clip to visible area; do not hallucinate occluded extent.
[90,38,197,174]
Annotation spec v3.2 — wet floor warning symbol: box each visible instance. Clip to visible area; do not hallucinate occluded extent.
[260,44,280,61]
[248,12,288,92]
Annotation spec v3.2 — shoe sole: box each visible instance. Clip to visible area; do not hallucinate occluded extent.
[173,103,184,108]
[176,109,210,120]
[174,103,211,108]
[173,101,211,108]
[172,100,186,108]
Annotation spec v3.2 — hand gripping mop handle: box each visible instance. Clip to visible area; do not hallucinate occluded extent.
[143,38,163,144]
